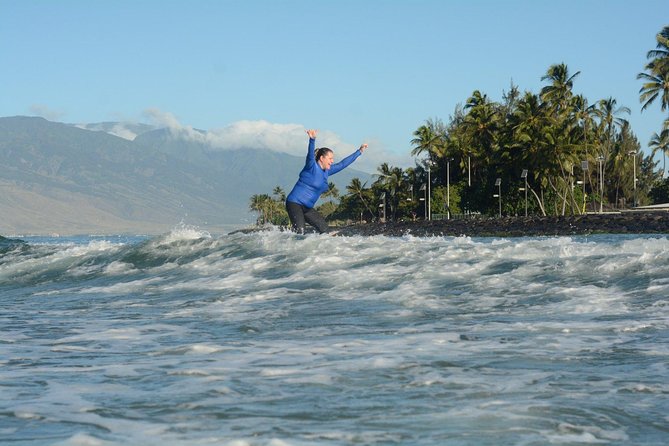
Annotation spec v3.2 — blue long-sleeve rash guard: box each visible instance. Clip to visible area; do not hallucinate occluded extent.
[286,137,361,208]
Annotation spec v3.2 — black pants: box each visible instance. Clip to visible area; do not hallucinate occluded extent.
[285,201,329,234]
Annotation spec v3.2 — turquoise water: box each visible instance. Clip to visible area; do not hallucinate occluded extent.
[1,229,668,445]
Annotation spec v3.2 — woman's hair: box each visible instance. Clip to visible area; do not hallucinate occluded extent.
[315,147,333,162]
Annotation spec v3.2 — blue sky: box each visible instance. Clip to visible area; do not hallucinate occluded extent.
[1,0,667,173]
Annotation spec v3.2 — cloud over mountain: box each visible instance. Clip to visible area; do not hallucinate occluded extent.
[0,116,374,234]
[29,104,65,121]
[140,108,413,173]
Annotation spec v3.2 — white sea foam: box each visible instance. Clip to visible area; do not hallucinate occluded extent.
[162,224,212,243]
[53,433,109,446]
[103,260,136,275]
[546,423,630,443]
[78,277,165,294]
[3,232,668,445]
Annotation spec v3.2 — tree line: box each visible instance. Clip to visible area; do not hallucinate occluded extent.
[251,26,669,225]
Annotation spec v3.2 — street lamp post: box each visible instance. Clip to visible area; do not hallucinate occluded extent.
[467,151,471,187]
[446,158,452,220]
[494,178,502,218]
[427,160,432,221]
[520,169,528,217]
[597,155,604,213]
[629,150,637,208]
[581,160,588,213]
[379,192,386,222]
[419,184,426,219]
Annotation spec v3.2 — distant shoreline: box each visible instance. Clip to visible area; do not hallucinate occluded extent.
[6,213,668,240]
[334,212,669,238]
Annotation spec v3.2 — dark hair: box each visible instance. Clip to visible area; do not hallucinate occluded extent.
[315,147,333,162]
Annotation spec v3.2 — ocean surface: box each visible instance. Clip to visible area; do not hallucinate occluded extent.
[1,228,668,446]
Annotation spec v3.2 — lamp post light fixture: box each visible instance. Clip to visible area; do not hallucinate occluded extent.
[628,150,637,208]
[581,160,588,213]
[597,155,604,213]
[379,192,386,222]
[446,158,453,220]
[494,177,502,218]
[419,183,426,219]
[520,169,528,217]
[427,160,433,221]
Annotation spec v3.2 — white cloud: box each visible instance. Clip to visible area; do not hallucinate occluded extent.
[357,142,415,173]
[75,122,139,140]
[108,124,139,140]
[140,107,415,173]
[30,104,65,121]
[143,108,183,130]
[208,120,308,155]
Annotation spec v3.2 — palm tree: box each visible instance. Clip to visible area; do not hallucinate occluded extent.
[462,90,500,172]
[649,129,669,178]
[638,70,669,127]
[249,194,273,224]
[510,92,551,215]
[595,98,631,149]
[374,163,406,220]
[346,178,375,220]
[571,95,596,157]
[638,26,669,132]
[272,186,286,202]
[569,94,598,210]
[643,26,669,76]
[593,98,631,211]
[322,182,339,201]
[538,63,589,215]
[410,118,445,159]
[540,63,580,113]
[607,121,638,208]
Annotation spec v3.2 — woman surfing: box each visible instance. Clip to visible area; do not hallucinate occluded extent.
[285,129,367,233]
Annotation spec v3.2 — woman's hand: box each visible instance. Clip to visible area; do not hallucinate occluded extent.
[306,129,318,139]
[359,143,368,153]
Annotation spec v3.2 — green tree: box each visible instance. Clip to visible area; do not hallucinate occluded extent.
[608,122,641,208]
[250,188,289,226]
[462,91,500,167]
[638,70,669,128]
[593,97,631,211]
[638,26,669,131]
[649,129,669,177]
[410,118,446,160]
[540,63,580,114]
[322,182,339,201]
[509,91,551,215]
[346,178,375,220]
[649,177,669,203]
[273,186,286,202]
[373,163,406,221]
[644,26,669,74]
[249,194,273,224]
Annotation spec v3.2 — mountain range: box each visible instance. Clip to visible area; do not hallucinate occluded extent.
[0,116,370,235]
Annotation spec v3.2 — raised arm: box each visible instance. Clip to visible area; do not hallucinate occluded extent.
[329,142,368,175]
[305,129,318,166]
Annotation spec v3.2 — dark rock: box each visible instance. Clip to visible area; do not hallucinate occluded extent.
[334,213,669,237]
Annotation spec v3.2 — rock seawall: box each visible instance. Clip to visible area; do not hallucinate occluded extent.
[335,213,669,237]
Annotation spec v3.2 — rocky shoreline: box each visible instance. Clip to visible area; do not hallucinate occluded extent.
[334,212,669,238]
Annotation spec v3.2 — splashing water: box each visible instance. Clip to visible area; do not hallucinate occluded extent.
[1,230,668,445]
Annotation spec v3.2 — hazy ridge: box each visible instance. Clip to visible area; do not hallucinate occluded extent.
[0,116,369,235]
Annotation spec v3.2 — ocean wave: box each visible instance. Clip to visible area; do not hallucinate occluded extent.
[3,231,669,444]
